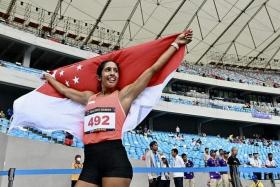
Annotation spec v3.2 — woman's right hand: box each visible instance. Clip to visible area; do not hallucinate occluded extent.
[41,71,53,81]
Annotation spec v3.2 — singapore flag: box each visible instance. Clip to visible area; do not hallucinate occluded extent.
[10,33,186,140]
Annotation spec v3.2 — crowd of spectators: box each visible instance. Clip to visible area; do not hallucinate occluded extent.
[177,63,280,88]
[202,146,277,186]
[161,92,280,117]
[228,134,275,148]
[0,108,12,120]
[145,141,195,187]
[141,127,280,186]
[135,125,153,138]
[145,140,248,187]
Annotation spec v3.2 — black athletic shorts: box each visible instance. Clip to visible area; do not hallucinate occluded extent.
[79,140,133,185]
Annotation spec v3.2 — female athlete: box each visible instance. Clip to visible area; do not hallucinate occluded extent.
[43,30,193,187]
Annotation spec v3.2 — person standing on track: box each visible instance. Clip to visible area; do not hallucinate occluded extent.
[171,148,185,187]
[227,147,242,187]
[43,30,193,187]
[182,153,195,187]
[146,141,162,187]
[219,151,230,187]
[71,155,83,187]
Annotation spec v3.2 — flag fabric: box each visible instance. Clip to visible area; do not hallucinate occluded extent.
[10,33,186,140]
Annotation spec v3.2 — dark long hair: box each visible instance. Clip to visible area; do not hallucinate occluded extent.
[97,61,120,78]
[96,61,120,91]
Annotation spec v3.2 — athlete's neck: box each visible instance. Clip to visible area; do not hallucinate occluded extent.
[100,87,116,95]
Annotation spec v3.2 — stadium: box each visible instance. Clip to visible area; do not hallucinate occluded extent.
[0,0,280,186]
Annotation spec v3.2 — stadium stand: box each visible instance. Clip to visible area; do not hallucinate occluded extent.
[178,63,280,88]
[0,60,42,76]
[1,117,280,180]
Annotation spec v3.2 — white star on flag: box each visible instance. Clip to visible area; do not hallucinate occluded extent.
[65,80,70,87]
[77,64,82,70]
[73,76,79,84]
[51,70,57,78]
[59,70,64,76]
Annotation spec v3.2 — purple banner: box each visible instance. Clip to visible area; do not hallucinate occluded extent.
[251,109,272,119]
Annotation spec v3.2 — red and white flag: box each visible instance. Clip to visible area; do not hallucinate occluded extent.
[10,34,185,140]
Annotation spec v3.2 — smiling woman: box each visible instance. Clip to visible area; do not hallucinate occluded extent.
[96,61,120,93]
[40,30,193,187]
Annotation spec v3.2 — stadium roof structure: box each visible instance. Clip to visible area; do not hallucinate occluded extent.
[1,0,280,69]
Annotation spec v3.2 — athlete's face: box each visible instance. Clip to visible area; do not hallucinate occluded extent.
[100,61,119,90]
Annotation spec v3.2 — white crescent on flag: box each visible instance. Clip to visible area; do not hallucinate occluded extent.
[10,33,186,140]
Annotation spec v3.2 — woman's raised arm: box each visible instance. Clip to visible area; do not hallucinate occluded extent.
[119,30,193,113]
[43,73,93,105]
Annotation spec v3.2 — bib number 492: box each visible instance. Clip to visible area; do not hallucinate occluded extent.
[84,108,116,133]
[88,115,110,127]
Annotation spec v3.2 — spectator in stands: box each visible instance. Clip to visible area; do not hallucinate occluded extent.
[247,154,253,165]
[192,138,201,150]
[182,153,194,187]
[176,134,183,141]
[228,134,234,143]
[249,175,264,187]
[265,153,277,180]
[273,108,279,116]
[248,139,255,145]
[146,141,161,187]
[262,139,268,147]
[147,129,153,138]
[71,155,83,187]
[6,108,13,120]
[144,125,149,137]
[0,110,5,118]
[207,150,222,187]
[227,147,242,187]
[250,153,262,180]
[191,138,196,146]
[196,138,202,145]
[136,126,143,134]
[141,148,150,161]
[243,102,250,109]
[268,139,273,147]
[176,126,180,137]
[160,155,170,187]
[64,132,73,146]
[204,148,210,167]
[219,151,230,187]
[217,149,224,159]
[171,148,185,187]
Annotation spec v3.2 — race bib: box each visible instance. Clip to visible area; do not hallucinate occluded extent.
[84,107,116,133]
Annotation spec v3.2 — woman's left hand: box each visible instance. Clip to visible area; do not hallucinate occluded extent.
[175,29,193,45]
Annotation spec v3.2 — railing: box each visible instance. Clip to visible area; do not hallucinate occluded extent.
[0,60,43,76]
[1,167,280,187]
